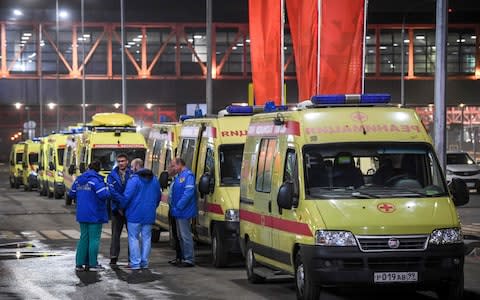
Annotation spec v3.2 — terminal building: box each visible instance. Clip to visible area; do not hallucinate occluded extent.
[0,0,479,160]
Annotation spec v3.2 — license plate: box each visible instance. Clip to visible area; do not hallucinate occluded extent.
[374,272,418,283]
[466,182,476,188]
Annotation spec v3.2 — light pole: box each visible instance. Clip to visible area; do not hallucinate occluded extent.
[459,103,465,151]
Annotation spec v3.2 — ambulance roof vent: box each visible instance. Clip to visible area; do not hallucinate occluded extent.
[310,93,391,105]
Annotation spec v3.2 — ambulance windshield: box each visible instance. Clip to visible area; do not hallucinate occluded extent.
[303,142,447,199]
[92,148,146,171]
[219,144,244,186]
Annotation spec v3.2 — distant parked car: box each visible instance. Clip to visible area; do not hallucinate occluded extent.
[446,152,480,192]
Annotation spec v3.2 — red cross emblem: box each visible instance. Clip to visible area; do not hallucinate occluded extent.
[351,112,368,122]
[377,203,395,213]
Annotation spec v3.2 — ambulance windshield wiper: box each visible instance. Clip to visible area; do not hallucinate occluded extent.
[351,190,379,199]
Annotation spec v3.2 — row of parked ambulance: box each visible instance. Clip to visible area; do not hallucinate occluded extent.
[8,94,469,299]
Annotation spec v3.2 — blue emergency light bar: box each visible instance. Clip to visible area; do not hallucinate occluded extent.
[310,93,391,105]
[179,115,194,122]
[264,101,288,113]
[226,105,254,114]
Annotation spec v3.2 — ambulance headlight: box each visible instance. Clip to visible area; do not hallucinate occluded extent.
[225,209,239,222]
[429,228,463,245]
[57,171,63,177]
[315,230,357,246]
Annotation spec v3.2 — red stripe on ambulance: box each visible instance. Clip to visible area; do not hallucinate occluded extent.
[240,209,312,237]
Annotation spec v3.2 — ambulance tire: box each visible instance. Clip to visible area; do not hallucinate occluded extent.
[65,192,72,206]
[168,225,177,250]
[245,241,264,284]
[10,177,14,188]
[14,181,20,189]
[295,252,321,300]
[437,273,464,300]
[48,190,53,198]
[151,228,161,243]
[54,187,62,199]
[212,226,228,268]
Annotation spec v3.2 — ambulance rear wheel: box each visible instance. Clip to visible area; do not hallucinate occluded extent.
[10,177,14,188]
[245,241,264,284]
[14,181,20,189]
[295,252,321,300]
[65,192,72,206]
[212,226,228,268]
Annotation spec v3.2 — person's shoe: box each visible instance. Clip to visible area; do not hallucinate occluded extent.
[75,265,85,272]
[168,258,180,266]
[177,262,194,268]
[109,258,118,265]
[126,265,141,270]
[88,265,105,272]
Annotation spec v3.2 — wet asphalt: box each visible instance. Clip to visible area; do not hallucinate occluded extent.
[1,165,480,300]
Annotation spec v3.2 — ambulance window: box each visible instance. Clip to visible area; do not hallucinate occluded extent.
[256,139,277,193]
[219,144,243,186]
[180,138,196,169]
[152,140,164,175]
[284,149,299,200]
[204,147,215,177]
[65,147,72,167]
[57,149,65,166]
[164,149,172,171]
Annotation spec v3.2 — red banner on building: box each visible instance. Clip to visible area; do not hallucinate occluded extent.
[287,0,365,100]
[249,0,282,105]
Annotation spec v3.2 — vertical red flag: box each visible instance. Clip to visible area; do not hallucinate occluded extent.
[287,0,365,99]
[249,0,282,105]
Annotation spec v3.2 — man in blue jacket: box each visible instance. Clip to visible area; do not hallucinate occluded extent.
[120,158,161,270]
[171,157,197,267]
[69,160,110,272]
[107,153,132,266]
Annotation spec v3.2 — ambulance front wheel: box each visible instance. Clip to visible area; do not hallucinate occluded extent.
[437,273,464,300]
[151,228,161,243]
[295,252,321,300]
[245,241,264,284]
[212,226,228,268]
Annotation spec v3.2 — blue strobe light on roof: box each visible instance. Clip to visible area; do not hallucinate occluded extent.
[311,93,391,105]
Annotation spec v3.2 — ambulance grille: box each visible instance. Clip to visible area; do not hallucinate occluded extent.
[356,235,429,252]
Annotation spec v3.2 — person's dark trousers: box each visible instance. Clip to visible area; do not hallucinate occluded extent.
[169,211,182,260]
[110,211,129,262]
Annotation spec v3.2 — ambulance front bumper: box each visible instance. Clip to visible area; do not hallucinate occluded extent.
[300,244,464,287]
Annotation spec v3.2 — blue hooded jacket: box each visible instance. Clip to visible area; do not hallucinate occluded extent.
[69,169,111,224]
[171,168,197,219]
[120,168,161,224]
[107,165,132,212]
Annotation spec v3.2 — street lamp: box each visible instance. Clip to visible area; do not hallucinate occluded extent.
[146,103,153,109]
[14,102,23,110]
[48,102,57,110]
[114,103,121,109]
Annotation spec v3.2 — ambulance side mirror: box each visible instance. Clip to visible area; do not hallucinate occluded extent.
[277,182,294,210]
[199,173,214,196]
[79,162,86,173]
[159,171,169,190]
[68,165,76,175]
[49,162,55,171]
[449,178,469,207]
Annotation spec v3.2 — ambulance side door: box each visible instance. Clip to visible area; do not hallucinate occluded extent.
[250,138,278,260]
[272,146,300,269]
[195,136,214,240]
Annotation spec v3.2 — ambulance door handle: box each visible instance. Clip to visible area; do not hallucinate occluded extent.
[268,201,272,213]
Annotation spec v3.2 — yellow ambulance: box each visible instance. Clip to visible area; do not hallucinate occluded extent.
[162,107,252,267]
[45,133,68,198]
[21,139,41,191]
[9,142,25,188]
[37,137,49,196]
[146,123,181,242]
[239,94,468,299]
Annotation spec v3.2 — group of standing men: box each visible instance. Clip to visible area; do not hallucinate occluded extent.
[69,154,197,271]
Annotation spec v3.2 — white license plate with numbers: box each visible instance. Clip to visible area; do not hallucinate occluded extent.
[374,272,418,283]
